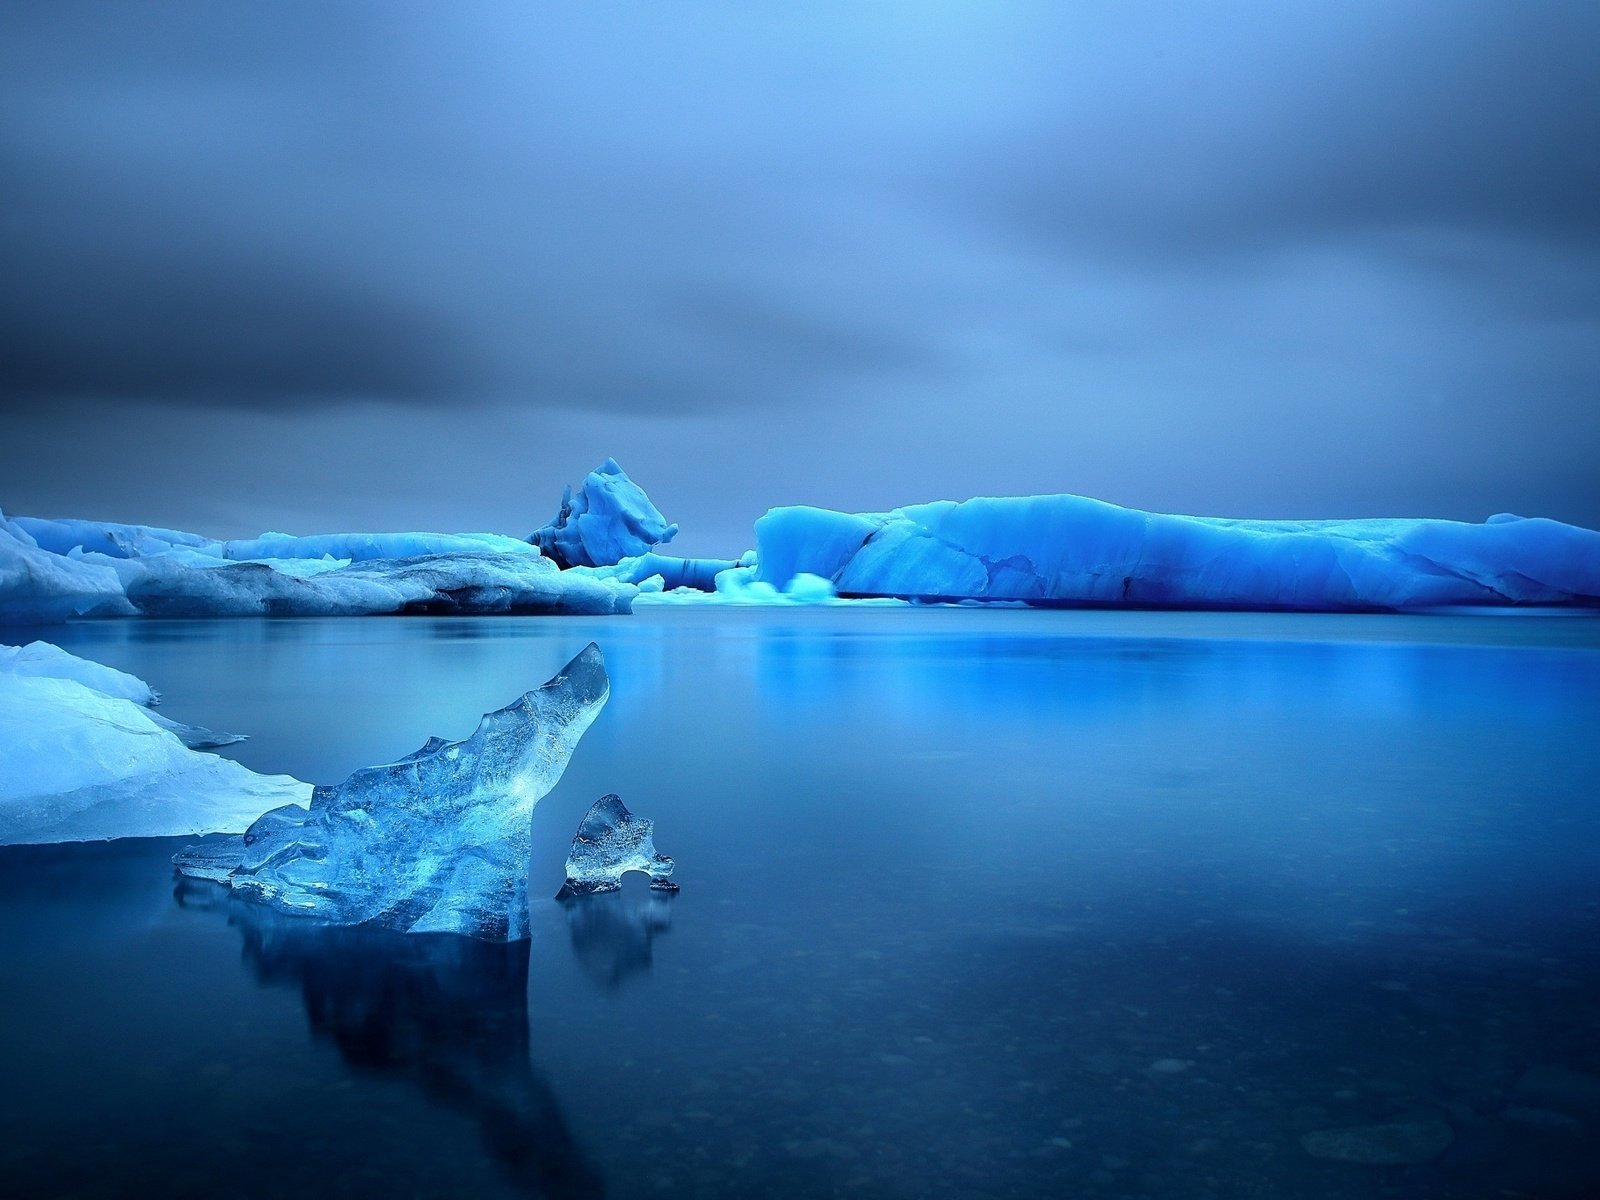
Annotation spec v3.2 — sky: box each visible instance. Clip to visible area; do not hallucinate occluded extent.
[2,1,1597,556]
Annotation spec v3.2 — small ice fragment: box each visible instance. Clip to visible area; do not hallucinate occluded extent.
[556,794,677,898]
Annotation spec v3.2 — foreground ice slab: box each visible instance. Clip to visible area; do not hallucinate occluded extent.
[556,794,677,898]
[175,644,610,940]
[531,458,678,568]
[0,646,308,845]
[754,497,1600,610]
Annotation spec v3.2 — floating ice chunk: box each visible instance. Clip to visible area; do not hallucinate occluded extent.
[754,496,1600,610]
[556,794,677,898]
[580,552,738,591]
[175,644,612,940]
[531,458,678,568]
[111,550,633,618]
[0,640,157,704]
[146,711,248,749]
[0,639,243,747]
[2,507,636,622]
[0,674,308,845]
[0,512,134,623]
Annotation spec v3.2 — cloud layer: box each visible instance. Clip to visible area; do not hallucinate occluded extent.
[2,1,1597,545]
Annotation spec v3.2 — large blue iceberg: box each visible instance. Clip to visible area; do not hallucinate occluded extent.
[531,458,678,568]
[174,644,610,940]
[754,496,1600,610]
[0,507,635,623]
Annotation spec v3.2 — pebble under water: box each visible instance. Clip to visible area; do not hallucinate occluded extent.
[1,608,1598,1199]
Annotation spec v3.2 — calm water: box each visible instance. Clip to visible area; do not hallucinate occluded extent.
[2,608,1599,1199]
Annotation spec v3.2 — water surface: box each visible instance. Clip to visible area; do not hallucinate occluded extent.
[3,609,1599,1198]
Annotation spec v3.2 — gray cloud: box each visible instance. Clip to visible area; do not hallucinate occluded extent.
[1,1,1596,535]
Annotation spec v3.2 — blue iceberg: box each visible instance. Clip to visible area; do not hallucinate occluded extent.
[174,644,610,940]
[0,643,307,845]
[556,794,677,898]
[753,496,1600,610]
[531,458,678,568]
[0,506,635,623]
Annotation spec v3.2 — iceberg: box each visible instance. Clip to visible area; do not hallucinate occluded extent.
[556,794,677,898]
[0,644,308,845]
[531,458,678,568]
[113,551,631,618]
[1,504,637,623]
[0,639,157,704]
[0,511,134,622]
[579,551,738,592]
[0,639,243,747]
[175,643,611,940]
[753,496,1600,610]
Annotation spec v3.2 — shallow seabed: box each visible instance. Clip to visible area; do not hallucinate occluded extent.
[2,608,1599,1199]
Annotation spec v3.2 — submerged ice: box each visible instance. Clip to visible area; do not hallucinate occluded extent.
[557,794,677,898]
[175,644,611,940]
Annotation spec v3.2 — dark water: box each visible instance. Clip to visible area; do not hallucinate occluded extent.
[3,609,1599,1199]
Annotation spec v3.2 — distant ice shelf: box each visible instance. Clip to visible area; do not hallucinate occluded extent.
[175,643,611,941]
[1,506,634,623]
[0,643,307,845]
[751,497,1600,611]
[9,474,1598,620]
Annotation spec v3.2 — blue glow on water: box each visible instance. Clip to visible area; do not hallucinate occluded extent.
[2,609,1598,1198]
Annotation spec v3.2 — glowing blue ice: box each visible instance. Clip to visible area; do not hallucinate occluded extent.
[1,505,635,623]
[174,644,611,940]
[0,644,306,845]
[531,458,678,568]
[754,496,1600,610]
[557,794,677,898]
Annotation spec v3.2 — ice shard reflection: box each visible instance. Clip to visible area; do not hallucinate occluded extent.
[560,887,675,991]
[184,882,605,1200]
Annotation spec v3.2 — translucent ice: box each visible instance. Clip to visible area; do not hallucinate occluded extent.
[556,794,677,898]
[531,458,678,568]
[754,495,1600,610]
[175,644,611,940]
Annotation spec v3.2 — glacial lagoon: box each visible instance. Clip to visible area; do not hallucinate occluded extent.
[2,607,1599,1199]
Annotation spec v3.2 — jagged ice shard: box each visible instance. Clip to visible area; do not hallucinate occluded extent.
[557,794,677,898]
[754,496,1600,610]
[531,458,679,568]
[175,644,611,940]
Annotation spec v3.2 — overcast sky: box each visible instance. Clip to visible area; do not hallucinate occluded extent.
[2,1,1597,554]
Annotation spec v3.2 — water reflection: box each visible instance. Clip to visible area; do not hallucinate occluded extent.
[560,887,674,991]
[176,879,603,1199]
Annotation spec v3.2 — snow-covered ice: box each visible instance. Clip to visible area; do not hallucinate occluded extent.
[556,794,677,898]
[531,458,678,568]
[175,643,611,940]
[1,505,636,623]
[0,645,308,845]
[753,496,1600,610]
